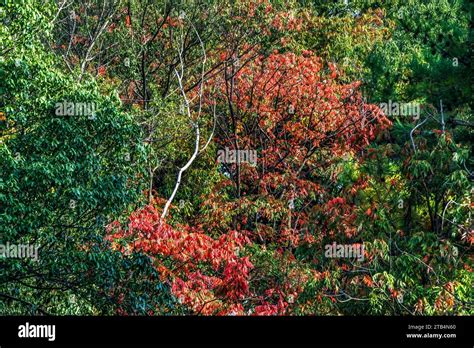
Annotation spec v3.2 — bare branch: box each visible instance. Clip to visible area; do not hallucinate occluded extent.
[161,12,207,218]
[410,117,428,152]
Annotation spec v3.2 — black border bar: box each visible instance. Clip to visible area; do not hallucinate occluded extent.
[0,316,472,346]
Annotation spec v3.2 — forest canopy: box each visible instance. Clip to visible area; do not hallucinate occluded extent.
[0,0,472,316]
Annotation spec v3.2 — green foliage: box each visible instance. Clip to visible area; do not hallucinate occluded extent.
[0,1,174,314]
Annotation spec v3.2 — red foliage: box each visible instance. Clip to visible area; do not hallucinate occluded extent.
[109,50,391,315]
[106,204,256,314]
[201,51,391,241]
[97,65,106,76]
